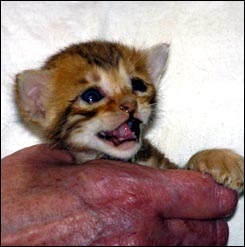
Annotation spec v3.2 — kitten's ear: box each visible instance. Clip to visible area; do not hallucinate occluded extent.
[16,70,52,121]
[145,43,170,86]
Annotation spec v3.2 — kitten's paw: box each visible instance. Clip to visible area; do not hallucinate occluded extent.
[186,149,244,193]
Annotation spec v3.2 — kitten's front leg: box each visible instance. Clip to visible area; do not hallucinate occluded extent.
[186,149,244,192]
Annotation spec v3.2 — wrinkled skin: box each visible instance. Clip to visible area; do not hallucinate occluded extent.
[1,145,238,246]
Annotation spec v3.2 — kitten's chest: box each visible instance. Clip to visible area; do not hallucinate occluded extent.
[73,150,104,164]
[73,150,133,164]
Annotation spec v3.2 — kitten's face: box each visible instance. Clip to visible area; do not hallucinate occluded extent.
[16,41,169,160]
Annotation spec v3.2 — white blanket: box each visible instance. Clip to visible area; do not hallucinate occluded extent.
[1,1,244,245]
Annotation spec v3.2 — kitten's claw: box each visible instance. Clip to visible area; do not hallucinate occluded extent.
[186,149,244,193]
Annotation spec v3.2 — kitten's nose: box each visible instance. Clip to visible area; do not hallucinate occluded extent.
[119,99,137,113]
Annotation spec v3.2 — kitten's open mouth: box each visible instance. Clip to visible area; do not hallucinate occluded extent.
[97,117,142,146]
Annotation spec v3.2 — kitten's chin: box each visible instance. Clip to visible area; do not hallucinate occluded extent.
[97,138,141,160]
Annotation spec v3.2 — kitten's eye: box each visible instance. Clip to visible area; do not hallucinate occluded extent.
[81,88,104,104]
[131,78,147,92]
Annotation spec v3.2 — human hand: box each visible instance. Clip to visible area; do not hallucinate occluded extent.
[1,144,237,246]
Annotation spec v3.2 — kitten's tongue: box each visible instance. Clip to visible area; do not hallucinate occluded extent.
[112,122,135,141]
[98,118,141,146]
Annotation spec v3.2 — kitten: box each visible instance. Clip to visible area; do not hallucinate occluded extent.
[15,40,244,192]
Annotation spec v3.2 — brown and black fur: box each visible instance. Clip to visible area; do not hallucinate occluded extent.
[15,40,244,192]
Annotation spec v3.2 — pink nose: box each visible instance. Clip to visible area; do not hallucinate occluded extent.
[119,100,137,113]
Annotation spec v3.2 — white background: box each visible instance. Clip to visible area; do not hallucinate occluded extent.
[1,1,244,245]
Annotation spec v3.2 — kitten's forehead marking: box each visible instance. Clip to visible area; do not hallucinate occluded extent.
[97,62,131,95]
[75,42,122,68]
[86,71,101,83]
